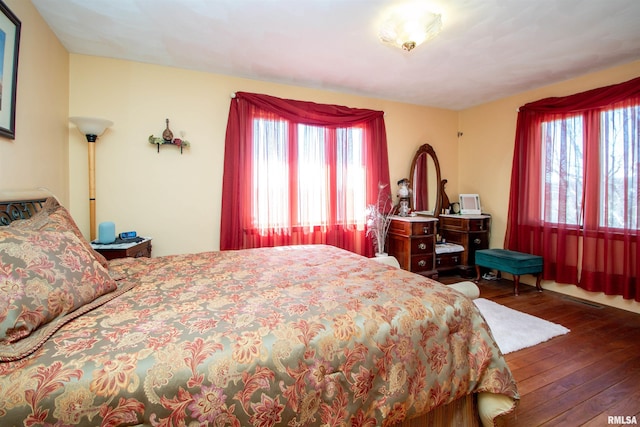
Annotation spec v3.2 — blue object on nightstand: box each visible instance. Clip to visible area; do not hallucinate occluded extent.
[98,221,116,244]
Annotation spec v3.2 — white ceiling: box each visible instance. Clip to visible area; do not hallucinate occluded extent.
[32,0,640,110]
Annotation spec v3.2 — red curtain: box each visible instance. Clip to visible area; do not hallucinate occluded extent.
[413,154,429,210]
[505,76,640,301]
[220,92,390,257]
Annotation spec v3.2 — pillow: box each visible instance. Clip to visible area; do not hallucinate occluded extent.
[0,225,117,355]
[13,197,109,268]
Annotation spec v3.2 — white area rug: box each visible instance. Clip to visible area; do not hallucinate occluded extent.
[474,298,570,354]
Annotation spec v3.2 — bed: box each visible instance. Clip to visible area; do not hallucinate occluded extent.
[0,192,518,426]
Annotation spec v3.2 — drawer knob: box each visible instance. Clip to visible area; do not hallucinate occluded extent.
[474,238,482,245]
[418,260,427,267]
[423,226,430,234]
[418,242,427,250]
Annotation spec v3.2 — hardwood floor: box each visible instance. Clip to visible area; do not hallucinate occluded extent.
[440,275,640,427]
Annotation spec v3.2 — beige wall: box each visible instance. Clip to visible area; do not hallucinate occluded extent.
[68,55,459,257]
[459,60,640,313]
[0,0,69,202]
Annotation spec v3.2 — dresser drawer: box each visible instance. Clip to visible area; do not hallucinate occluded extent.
[468,218,489,231]
[412,221,435,235]
[436,252,462,269]
[438,216,465,231]
[440,216,490,232]
[470,232,489,249]
[389,219,435,236]
[411,235,435,254]
[411,253,434,272]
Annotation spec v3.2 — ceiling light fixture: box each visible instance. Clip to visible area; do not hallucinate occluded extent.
[378,6,443,52]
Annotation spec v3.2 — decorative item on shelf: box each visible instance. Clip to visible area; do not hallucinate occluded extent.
[396,178,412,217]
[366,182,397,256]
[162,118,173,141]
[149,118,190,153]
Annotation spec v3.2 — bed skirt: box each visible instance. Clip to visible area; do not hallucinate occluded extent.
[399,391,515,427]
[397,394,478,427]
[125,394,498,427]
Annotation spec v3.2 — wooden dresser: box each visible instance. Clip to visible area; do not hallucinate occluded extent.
[438,214,490,275]
[387,216,438,277]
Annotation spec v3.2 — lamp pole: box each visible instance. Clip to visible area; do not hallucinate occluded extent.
[69,117,113,242]
[86,133,98,241]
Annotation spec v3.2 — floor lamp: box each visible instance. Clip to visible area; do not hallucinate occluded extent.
[69,116,114,242]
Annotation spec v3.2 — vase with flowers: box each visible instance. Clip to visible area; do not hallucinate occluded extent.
[366,182,396,256]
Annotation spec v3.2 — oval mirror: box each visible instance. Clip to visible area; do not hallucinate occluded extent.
[409,143,442,216]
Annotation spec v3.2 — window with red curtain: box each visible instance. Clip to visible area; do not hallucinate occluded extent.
[505,76,640,301]
[220,92,390,257]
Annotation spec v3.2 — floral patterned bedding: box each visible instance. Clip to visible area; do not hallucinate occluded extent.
[0,244,518,426]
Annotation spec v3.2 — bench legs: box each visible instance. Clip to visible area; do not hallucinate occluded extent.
[474,265,482,283]
[475,265,543,296]
[534,273,543,292]
[515,274,543,296]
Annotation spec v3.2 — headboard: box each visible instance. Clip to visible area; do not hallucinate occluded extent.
[0,190,51,226]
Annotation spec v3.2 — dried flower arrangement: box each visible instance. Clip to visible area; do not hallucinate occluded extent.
[366,183,396,256]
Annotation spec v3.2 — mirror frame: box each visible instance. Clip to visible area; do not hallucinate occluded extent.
[409,143,442,217]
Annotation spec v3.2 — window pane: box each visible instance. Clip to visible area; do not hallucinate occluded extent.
[252,118,290,231]
[336,127,366,229]
[297,124,328,227]
[600,105,639,229]
[542,116,584,225]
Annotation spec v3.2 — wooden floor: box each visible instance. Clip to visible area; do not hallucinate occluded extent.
[440,274,640,427]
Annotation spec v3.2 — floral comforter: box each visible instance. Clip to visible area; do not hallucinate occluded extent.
[0,244,518,426]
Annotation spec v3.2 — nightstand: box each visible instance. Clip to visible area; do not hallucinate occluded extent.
[91,238,152,260]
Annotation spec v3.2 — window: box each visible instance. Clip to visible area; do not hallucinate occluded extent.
[541,116,584,226]
[600,105,639,229]
[251,119,366,233]
[541,104,639,229]
[506,76,640,301]
[220,91,390,257]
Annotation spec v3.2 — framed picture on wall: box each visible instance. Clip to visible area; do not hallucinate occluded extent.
[0,1,20,139]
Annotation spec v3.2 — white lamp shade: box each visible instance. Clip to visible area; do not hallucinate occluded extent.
[69,116,113,136]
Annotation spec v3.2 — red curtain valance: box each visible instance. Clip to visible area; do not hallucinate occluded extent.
[519,75,640,114]
[233,92,384,126]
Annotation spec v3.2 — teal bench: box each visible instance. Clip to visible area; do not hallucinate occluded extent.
[474,249,543,296]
